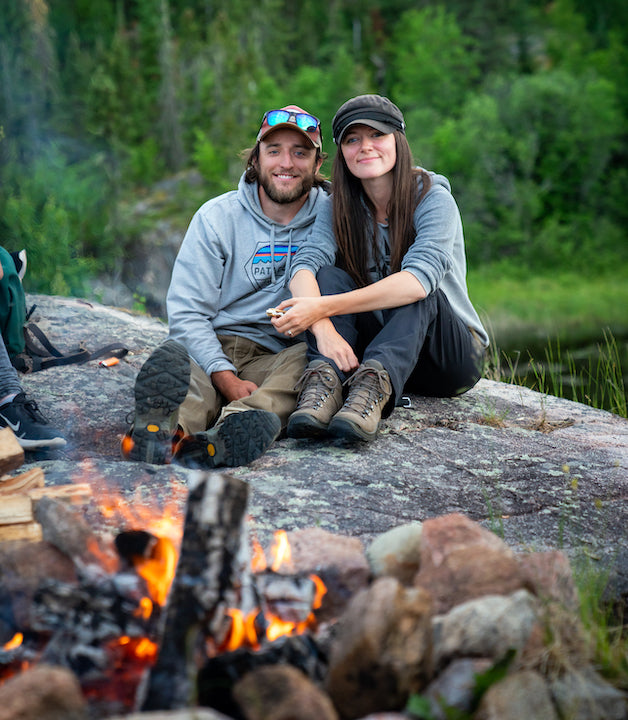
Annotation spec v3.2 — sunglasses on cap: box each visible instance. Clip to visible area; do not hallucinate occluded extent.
[262,109,321,133]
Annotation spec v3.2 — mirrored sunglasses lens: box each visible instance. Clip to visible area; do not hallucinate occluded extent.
[295,114,319,132]
[266,110,291,126]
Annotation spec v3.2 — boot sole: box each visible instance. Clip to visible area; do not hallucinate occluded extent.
[175,410,281,468]
[125,340,190,464]
[328,415,378,442]
[286,412,330,439]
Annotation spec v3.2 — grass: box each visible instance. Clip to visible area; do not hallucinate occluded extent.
[486,330,628,418]
[573,555,628,691]
[471,263,628,418]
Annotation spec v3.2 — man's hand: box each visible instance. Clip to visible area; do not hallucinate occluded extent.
[211,370,258,402]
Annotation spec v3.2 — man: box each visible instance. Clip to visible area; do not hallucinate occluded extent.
[123,105,329,468]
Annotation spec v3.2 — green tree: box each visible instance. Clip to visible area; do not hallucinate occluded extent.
[432,69,624,270]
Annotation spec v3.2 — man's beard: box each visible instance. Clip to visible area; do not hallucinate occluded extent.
[258,168,315,204]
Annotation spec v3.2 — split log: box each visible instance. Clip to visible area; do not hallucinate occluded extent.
[0,522,43,542]
[28,483,92,505]
[0,428,24,476]
[139,471,252,712]
[0,495,33,525]
[0,467,44,495]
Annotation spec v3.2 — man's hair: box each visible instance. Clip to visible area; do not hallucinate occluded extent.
[241,144,329,187]
[332,131,432,288]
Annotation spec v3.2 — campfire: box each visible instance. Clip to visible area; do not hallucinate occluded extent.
[3,428,618,720]
[0,436,330,717]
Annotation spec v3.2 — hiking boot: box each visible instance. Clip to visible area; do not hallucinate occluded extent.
[328,359,392,442]
[173,409,281,469]
[122,340,190,464]
[287,360,343,438]
[0,393,66,450]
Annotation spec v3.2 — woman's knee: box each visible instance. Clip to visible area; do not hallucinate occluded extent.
[317,265,355,294]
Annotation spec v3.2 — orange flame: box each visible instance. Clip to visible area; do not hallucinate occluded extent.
[214,531,328,654]
[251,538,267,573]
[133,597,153,620]
[270,530,292,572]
[133,536,178,607]
[2,633,23,651]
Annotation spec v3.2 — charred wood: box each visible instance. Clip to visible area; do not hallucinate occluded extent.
[197,633,328,718]
[139,471,252,712]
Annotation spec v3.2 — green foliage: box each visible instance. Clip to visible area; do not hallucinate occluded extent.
[191,129,231,195]
[431,68,624,270]
[574,556,628,690]
[0,0,626,302]
[0,146,111,295]
[387,7,479,116]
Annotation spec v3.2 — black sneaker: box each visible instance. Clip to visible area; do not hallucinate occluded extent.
[174,409,281,469]
[0,393,67,449]
[122,340,190,464]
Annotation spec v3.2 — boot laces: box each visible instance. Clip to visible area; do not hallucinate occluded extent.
[343,365,392,417]
[294,364,339,410]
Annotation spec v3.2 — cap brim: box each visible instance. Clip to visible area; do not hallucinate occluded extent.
[336,118,395,143]
[257,124,319,148]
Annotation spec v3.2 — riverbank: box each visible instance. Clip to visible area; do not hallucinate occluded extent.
[468,263,628,416]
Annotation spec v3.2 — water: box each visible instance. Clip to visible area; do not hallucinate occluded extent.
[495,334,628,417]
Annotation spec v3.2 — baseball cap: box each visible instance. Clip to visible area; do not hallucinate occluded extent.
[256,105,323,150]
[332,94,406,144]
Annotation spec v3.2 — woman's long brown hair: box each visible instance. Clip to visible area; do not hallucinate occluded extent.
[332,131,431,287]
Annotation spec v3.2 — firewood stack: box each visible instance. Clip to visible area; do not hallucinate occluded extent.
[0,427,91,542]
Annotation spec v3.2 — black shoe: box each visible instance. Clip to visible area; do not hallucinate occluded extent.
[122,340,190,464]
[0,393,66,449]
[174,409,281,469]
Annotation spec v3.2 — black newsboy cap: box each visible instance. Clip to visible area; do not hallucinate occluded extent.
[332,94,406,144]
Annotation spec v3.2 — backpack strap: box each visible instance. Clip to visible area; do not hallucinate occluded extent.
[15,322,128,373]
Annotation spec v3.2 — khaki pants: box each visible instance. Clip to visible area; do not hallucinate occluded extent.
[178,335,307,435]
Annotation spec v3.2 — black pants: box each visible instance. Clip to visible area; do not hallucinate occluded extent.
[305,266,484,417]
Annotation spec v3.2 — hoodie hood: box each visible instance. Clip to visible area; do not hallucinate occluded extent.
[237,174,325,283]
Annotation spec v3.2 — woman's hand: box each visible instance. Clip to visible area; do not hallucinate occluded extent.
[273,296,328,337]
[313,320,359,372]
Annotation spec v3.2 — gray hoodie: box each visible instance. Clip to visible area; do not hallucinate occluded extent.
[167,173,331,376]
[289,171,489,348]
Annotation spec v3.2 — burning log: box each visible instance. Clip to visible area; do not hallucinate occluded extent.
[139,471,253,711]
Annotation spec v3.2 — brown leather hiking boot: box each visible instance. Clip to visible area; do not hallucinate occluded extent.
[328,359,392,441]
[287,360,344,438]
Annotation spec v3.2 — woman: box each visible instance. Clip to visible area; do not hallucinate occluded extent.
[272,94,488,442]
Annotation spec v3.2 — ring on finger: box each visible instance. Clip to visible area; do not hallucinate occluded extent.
[287,330,293,336]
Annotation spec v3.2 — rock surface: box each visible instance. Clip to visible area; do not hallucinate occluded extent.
[16,294,628,603]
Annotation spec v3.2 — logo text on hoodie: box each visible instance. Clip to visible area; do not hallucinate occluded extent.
[246,242,298,289]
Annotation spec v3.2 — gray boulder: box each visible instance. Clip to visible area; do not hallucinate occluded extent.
[16,294,628,604]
